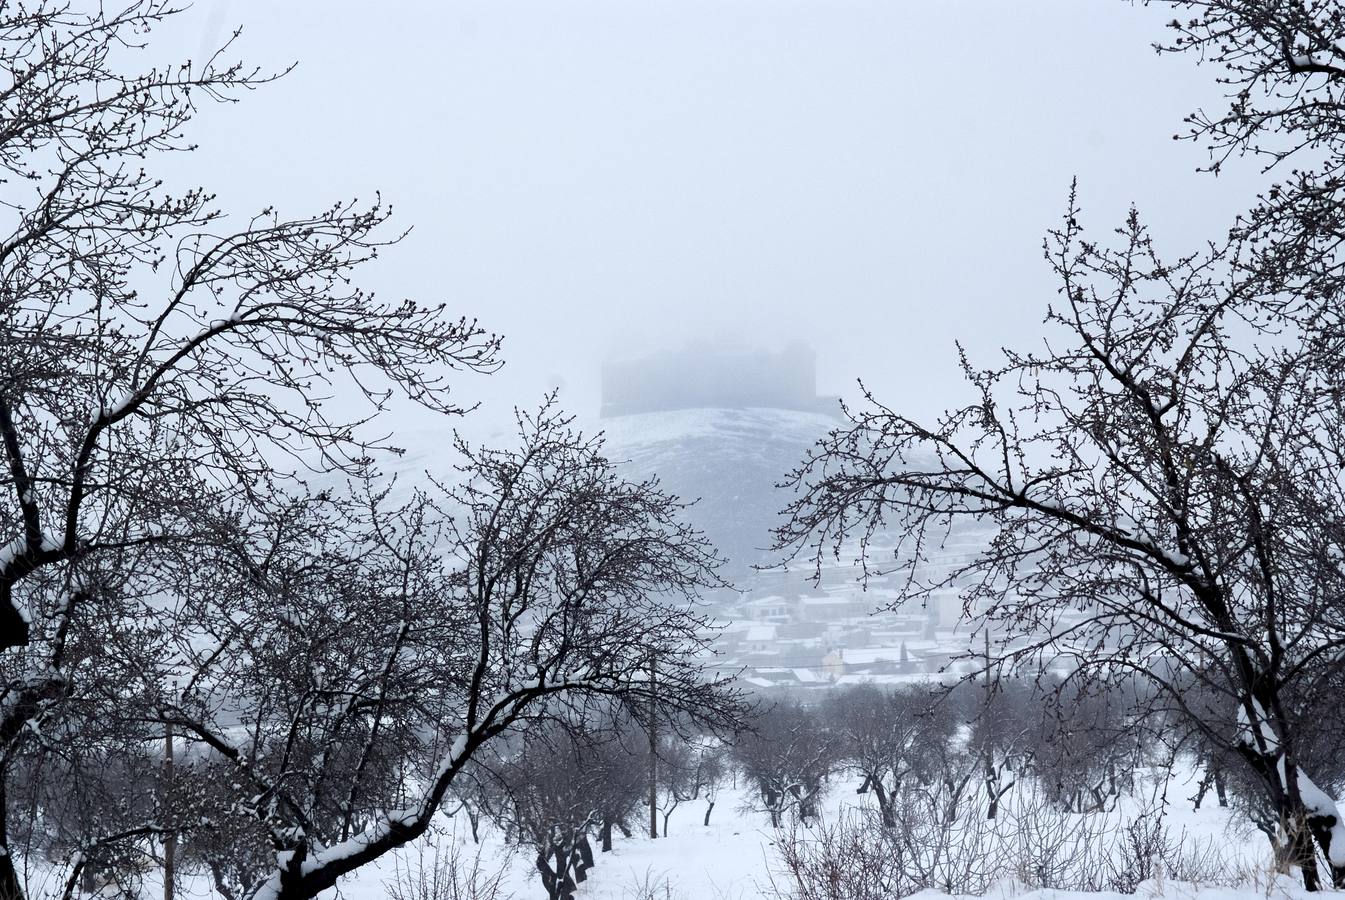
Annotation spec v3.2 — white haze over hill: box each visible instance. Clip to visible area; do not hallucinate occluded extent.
[133,0,1268,447]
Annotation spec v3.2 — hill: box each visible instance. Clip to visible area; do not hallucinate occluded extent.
[598,406,840,581]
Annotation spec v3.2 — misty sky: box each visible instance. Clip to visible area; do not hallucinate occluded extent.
[149,1,1265,446]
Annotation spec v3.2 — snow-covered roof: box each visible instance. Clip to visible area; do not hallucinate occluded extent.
[741,595,788,607]
[835,672,955,686]
[744,624,777,643]
[835,647,903,665]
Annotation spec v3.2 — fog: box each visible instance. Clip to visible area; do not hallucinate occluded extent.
[149,0,1264,446]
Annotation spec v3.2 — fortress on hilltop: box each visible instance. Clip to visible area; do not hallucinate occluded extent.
[600,343,838,418]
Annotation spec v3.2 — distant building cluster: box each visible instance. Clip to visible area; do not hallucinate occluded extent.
[600,343,839,418]
[701,529,1106,693]
[704,557,978,693]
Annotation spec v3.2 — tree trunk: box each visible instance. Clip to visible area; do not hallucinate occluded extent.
[1192,768,1214,810]
[1238,737,1332,891]
[766,793,782,828]
[0,585,30,651]
[0,782,20,900]
[573,835,594,883]
[0,679,61,900]
[164,727,176,900]
[764,788,780,825]
[539,845,577,900]
[944,777,964,820]
[535,851,555,900]
[1304,809,1345,889]
[871,778,894,828]
[467,806,481,844]
[799,785,821,823]
[703,799,715,827]
[1288,816,1322,891]
[539,849,562,900]
[985,757,1000,820]
[0,856,23,900]
[647,657,658,839]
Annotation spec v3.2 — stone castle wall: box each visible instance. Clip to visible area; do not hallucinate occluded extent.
[601,344,835,417]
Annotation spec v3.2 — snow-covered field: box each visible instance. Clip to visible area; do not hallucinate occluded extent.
[99,762,1294,900]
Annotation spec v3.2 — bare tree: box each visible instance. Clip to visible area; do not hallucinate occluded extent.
[173,757,275,900]
[8,743,163,899]
[589,725,649,854]
[152,401,738,900]
[822,685,956,828]
[733,701,836,828]
[486,715,672,898]
[486,725,605,900]
[1026,683,1143,815]
[654,731,726,834]
[958,676,1034,820]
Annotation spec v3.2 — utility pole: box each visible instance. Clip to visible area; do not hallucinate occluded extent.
[648,655,658,839]
[984,630,992,693]
[982,629,1000,820]
[163,725,176,900]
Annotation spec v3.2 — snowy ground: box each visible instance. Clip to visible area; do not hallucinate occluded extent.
[345,764,1283,900]
[97,763,1293,900]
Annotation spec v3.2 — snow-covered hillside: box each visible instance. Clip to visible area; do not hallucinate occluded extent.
[598,406,841,581]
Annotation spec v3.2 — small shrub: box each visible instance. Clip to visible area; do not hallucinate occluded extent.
[385,833,511,900]
[770,792,1241,900]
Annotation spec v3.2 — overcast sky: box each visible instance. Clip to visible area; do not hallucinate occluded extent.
[150,0,1264,446]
